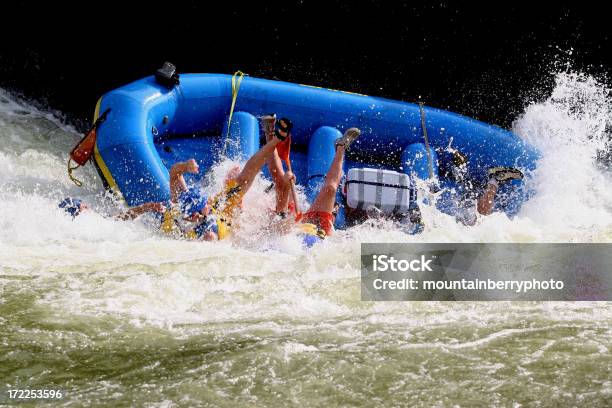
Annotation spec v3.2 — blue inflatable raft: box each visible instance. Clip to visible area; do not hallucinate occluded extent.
[89,72,538,228]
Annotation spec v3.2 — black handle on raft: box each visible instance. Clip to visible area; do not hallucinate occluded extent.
[155,62,180,88]
[94,108,111,129]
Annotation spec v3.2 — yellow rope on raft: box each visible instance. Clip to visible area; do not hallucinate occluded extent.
[221,70,246,157]
[67,158,83,187]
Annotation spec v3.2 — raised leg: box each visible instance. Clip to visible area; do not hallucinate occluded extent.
[477,167,523,216]
[234,136,282,194]
[307,128,361,213]
[477,182,498,215]
[307,145,347,213]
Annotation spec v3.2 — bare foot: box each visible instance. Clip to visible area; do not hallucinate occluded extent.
[261,114,276,142]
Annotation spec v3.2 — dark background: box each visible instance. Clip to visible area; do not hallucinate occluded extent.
[1,2,610,130]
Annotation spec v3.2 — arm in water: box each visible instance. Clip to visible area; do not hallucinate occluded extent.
[59,197,165,220]
[115,202,166,221]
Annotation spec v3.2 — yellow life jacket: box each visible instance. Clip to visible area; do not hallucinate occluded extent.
[208,179,244,240]
[160,208,199,240]
[298,222,327,239]
[161,208,181,236]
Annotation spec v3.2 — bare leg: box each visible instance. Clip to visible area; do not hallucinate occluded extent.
[477,167,523,216]
[477,182,498,215]
[234,137,282,194]
[307,145,346,213]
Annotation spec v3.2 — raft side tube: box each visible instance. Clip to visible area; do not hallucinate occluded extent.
[306,126,341,201]
[96,87,178,205]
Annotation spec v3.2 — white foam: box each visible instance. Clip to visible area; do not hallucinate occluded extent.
[514,72,612,241]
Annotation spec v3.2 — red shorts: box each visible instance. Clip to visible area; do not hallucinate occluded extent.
[302,210,335,237]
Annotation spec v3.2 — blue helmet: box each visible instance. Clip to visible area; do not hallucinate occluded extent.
[179,187,208,217]
[59,197,83,217]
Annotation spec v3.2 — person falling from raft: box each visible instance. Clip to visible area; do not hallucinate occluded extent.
[260,114,361,241]
[439,149,525,226]
[160,144,284,241]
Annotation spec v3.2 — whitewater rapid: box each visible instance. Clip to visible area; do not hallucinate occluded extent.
[0,72,610,406]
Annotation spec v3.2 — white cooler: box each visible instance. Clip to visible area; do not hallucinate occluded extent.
[345,168,415,212]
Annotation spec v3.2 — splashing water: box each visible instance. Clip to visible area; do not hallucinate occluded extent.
[0,74,610,407]
[515,72,612,240]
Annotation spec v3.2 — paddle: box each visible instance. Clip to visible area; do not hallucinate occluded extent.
[276,133,301,215]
